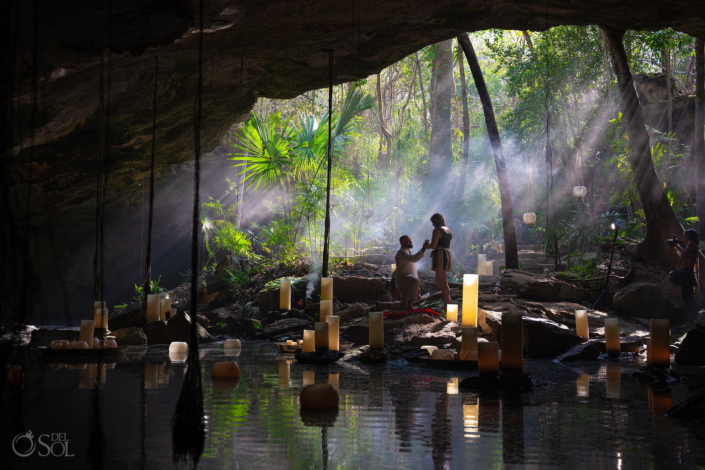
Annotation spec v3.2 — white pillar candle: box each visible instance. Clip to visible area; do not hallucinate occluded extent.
[486,260,493,276]
[315,322,329,352]
[326,315,340,351]
[477,254,486,275]
[575,309,589,340]
[146,294,161,324]
[605,364,621,399]
[300,384,339,409]
[369,312,384,350]
[421,345,438,355]
[94,308,109,329]
[460,327,478,361]
[69,341,89,349]
[501,313,523,372]
[604,318,620,354]
[302,330,315,353]
[576,374,590,397]
[320,300,333,322]
[224,339,241,349]
[321,277,333,301]
[446,304,458,323]
[79,320,95,349]
[478,342,500,376]
[462,275,479,327]
[328,373,339,391]
[160,298,171,319]
[279,361,290,390]
[302,370,315,386]
[280,280,291,311]
[650,319,670,367]
[212,362,240,378]
[169,341,188,353]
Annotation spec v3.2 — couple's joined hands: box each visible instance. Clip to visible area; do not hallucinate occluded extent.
[422,239,430,250]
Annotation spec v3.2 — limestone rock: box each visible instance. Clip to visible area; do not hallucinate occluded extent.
[523,317,584,358]
[144,312,214,344]
[295,350,344,364]
[196,314,210,328]
[502,269,588,302]
[411,321,461,347]
[29,328,80,347]
[258,277,309,314]
[554,341,601,362]
[332,276,392,304]
[675,325,705,366]
[613,282,676,319]
[108,309,144,331]
[356,349,389,363]
[337,303,372,322]
[478,309,502,339]
[112,326,147,346]
[594,336,645,353]
[252,318,311,340]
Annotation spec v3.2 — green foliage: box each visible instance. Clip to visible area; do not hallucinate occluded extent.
[114,304,128,314]
[134,275,166,304]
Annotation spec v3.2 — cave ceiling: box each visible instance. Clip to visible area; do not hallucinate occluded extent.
[7,0,705,216]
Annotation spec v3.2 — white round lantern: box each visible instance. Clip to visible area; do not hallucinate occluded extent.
[329,195,340,208]
[522,212,537,225]
[573,186,587,199]
[362,208,374,219]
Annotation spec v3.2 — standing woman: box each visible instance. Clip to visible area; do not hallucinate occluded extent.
[426,213,454,307]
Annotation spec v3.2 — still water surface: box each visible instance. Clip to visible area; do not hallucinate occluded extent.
[7,341,704,469]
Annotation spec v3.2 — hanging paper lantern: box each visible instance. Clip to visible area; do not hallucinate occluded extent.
[330,195,340,208]
[522,212,536,225]
[362,208,374,219]
[572,186,587,199]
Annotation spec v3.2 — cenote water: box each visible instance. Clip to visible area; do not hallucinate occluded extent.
[8,342,704,469]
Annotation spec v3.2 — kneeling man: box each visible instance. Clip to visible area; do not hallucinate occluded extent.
[377,235,428,311]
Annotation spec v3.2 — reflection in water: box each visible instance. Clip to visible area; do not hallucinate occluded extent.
[431,386,452,469]
[390,376,420,452]
[463,397,479,440]
[278,361,291,390]
[648,385,672,429]
[577,374,589,398]
[303,370,315,386]
[502,400,525,466]
[479,397,500,435]
[605,364,621,399]
[144,363,159,390]
[328,373,339,391]
[447,378,459,395]
[368,373,384,408]
[300,409,339,470]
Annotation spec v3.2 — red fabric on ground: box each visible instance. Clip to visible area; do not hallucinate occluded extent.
[382,308,441,320]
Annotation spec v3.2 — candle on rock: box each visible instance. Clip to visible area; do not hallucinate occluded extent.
[94,308,109,329]
[575,309,589,340]
[280,280,291,311]
[315,322,329,352]
[212,362,240,378]
[326,315,340,351]
[320,300,333,322]
[146,294,160,324]
[478,342,500,376]
[650,319,670,367]
[462,275,479,327]
[300,384,339,409]
[302,330,315,353]
[79,320,95,349]
[224,339,241,349]
[604,318,620,355]
[321,277,333,301]
[446,304,458,323]
[369,312,384,350]
[501,314,523,372]
[460,327,478,361]
[477,254,486,275]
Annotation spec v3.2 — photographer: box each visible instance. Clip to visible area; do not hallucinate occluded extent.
[669,229,699,323]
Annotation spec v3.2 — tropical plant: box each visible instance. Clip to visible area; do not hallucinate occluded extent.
[134,275,166,303]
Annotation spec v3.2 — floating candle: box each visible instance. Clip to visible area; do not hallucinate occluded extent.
[315,322,329,352]
[212,362,240,378]
[460,327,478,361]
[420,345,438,355]
[79,320,95,349]
[169,341,188,353]
[604,318,620,354]
[321,277,333,301]
[478,342,500,376]
[169,351,187,363]
[320,300,333,322]
[575,309,589,340]
[280,280,291,311]
[462,275,479,327]
[446,304,458,323]
[146,294,160,323]
[223,349,241,357]
[302,330,315,353]
[286,340,294,345]
[300,384,339,409]
[650,319,670,367]
[501,313,523,372]
[224,339,242,349]
[369,312,384,350]
[477,254,486,275]
[326,315,340,351]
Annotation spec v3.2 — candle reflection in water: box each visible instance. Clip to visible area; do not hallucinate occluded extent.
[463,397,479,439]
[328,374,339,391]
[303,370,315,386]
[648,385,672,430]
[502,400,525,466]
[576,374,590,398]
[369,373,385,408]
[447,378,459,395]
[278,361,291,390]
[605,364,621,399]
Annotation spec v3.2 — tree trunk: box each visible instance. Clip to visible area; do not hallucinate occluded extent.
[601,26,681,266]
[522,31,534,51]
[415,52,429,136]
[454,39,470,203]
[695,38,705,301]
[428,39,454,185]
[457,33,519,269]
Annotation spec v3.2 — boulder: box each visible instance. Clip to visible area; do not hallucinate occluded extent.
[337,303,372,322]
[112,326,147,346]
[554,341,601,362]
[332,276,392,304]
[340,313,440,345]
[29,328,80,347]
[196,314,210,328]
[675,325,705,366]
[411,321,461,347]
[523,317,585,358]
[668,388,705,422]
[144,312,214,344]
[108,309,144,331]
[207,315,260,337]
[594,336,645,354]
[501,269,588,302]
[478,308,502,339]
[258,277,310,314]
[613,282,677,319]
[252,318,312,340]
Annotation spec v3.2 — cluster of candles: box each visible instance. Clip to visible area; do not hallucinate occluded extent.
[146,295,176,324]
[476,254,494,276]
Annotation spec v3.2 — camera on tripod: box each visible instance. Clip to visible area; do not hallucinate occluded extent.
[667,234,684,248]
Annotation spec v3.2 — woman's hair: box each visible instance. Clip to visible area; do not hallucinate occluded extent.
[430,213,446,228]
[684,229,699,244]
